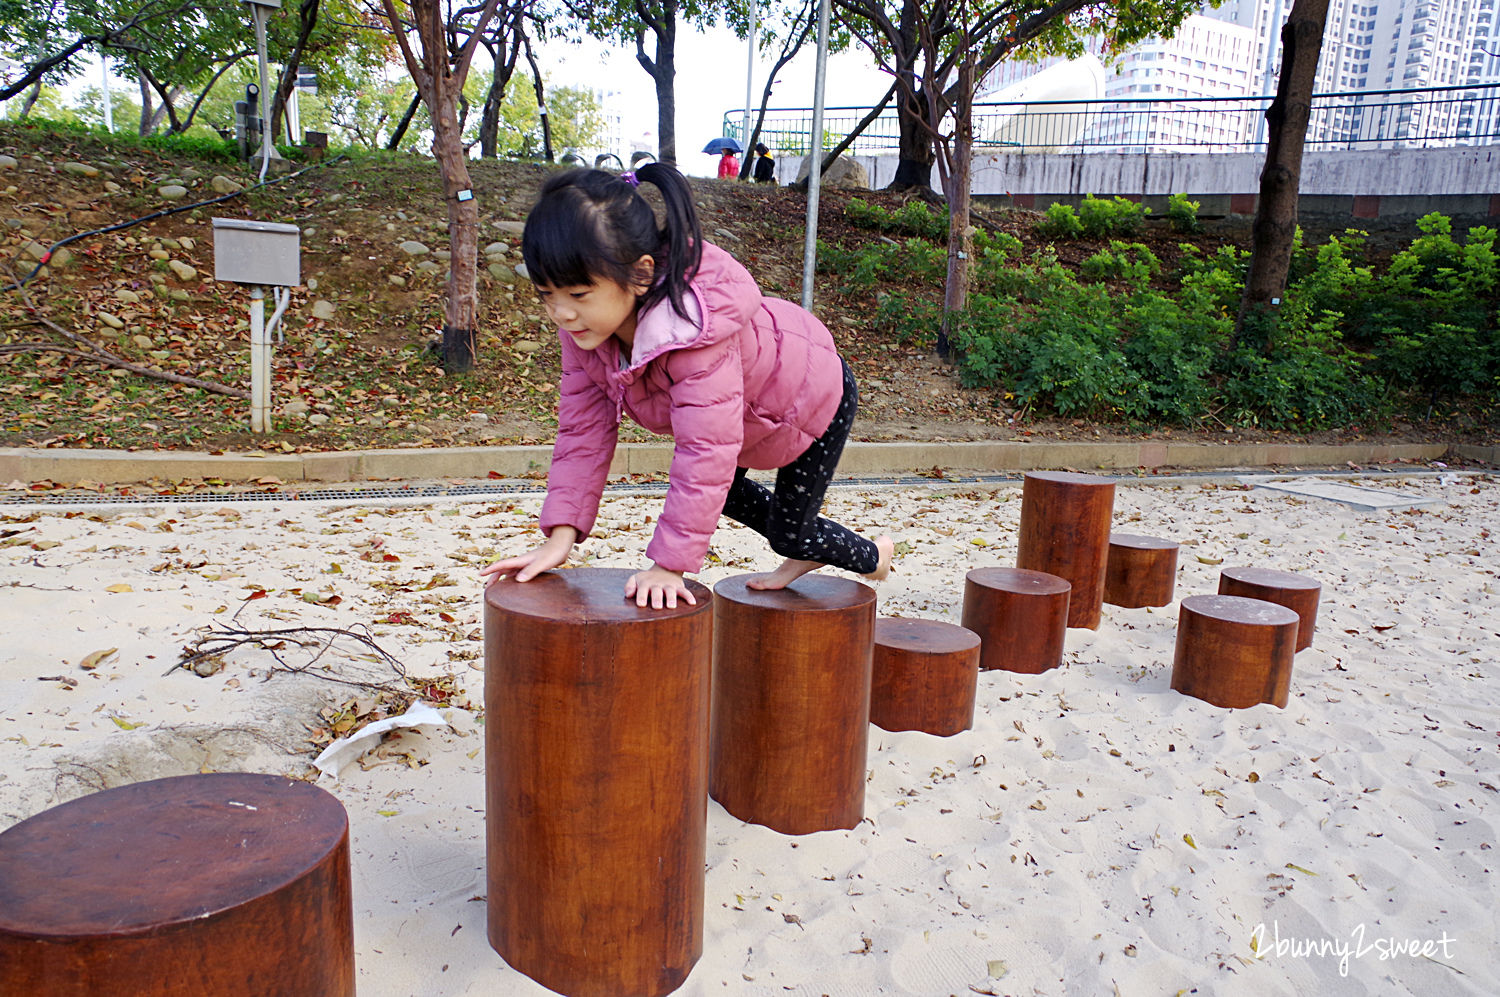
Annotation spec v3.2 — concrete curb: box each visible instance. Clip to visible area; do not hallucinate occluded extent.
[0,440,1466,487]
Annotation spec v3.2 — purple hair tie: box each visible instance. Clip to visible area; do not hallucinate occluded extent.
[620,171,639,187]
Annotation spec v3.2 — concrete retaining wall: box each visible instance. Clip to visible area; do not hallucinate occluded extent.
[0,441,1459,488]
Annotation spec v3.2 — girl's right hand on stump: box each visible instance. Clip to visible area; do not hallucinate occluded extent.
[480,527,577,585]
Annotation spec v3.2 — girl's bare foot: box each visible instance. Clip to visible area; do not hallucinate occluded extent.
[864,535,895,582]
[746,558,824,590]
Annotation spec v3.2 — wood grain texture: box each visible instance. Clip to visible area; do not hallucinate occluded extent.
[709,574,876,835]
[0,773,354,997]
[484,568,713,997]
[1015,471,1117,629]
[1171,594,1300,709]
[1218,566,1322,651]
[1103,533,1180,608]
[869,618,981,736]
[961,567,1071,674]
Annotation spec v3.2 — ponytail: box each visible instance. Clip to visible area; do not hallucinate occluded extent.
[521,163,703,322]
[633,162,702,320]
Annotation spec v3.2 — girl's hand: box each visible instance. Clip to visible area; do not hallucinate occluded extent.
[624,565,697,610]
[480,528,577,585]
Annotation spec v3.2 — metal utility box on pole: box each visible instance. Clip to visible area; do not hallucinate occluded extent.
[212,218,300,434]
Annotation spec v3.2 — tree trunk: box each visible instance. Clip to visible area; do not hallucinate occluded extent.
[137,73,156,136]
[633,0,680,165]
[432,103,482,372]
[1234,0,1329,350]
[18,82,42,118]
[938,60,973,361]
[888,0,934,192]
[271,0,321,142]
[387,93,422,149]
[523,37,553,161]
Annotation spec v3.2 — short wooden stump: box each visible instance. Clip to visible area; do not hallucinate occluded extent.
[0,772,354,997]
[1218,566,1322,651]
[1171,594,1300,709]
[485,568,713,997]
[869,618,981,736]
[1016,470,1117,629]
[710,574,876,835]
[961,567,1071,674]
[1104,533,1179,608]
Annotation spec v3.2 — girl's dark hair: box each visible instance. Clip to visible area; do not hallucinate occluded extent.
[754,143,769,156]
[521,163,703,320]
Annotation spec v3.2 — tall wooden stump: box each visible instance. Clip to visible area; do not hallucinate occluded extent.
[710,574,876,835]
[869,618,981,736]
[485,568,713,997]
[1016,470,1117,629]
[1218,566,1321,651]
[1104,533,1179,608]
[1171,594,1300,709]
[0,773,354,997]
[961,567,1071,674]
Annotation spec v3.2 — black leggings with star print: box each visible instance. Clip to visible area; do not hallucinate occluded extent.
[719,360,879,574]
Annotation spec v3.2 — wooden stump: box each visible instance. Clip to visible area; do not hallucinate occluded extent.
[1104,533,1179,608]
[1016,470,1117,629]
[869,618,981,736]
[1171,594,1300,709]
[1218,566,1322,651]
[484,568,713,997]
[710,574,876,835]
[961,567,1071,674]
[0,773,353,997]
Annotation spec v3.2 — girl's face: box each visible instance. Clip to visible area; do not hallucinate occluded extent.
[535,276,642,352]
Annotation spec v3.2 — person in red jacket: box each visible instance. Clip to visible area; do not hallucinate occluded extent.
[480,163,893,609]
[717,148,740,179]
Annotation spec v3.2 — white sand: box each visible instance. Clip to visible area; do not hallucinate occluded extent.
[2,473,1496,995]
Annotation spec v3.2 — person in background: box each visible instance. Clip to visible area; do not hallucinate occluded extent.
[752,143,776,184]
[718,148,740,179]
[481,164,894,608]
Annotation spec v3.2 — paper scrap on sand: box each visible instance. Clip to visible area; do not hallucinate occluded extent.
[313,701,450,780]
[1240,476,1438,511]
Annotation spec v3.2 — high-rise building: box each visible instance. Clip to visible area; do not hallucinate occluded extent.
[981,0,1498,149]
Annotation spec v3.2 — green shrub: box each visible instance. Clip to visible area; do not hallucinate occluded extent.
[844,198,948,241]
[1166,193,1201,234]
[1078,195,1150,237]
[1078,241,1161,287]
[874,291,943,346]
[1035,203,1082,239]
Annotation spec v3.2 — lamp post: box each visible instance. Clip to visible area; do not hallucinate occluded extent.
[244,0,281,180]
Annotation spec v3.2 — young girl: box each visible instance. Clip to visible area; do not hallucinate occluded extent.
[480,163,893,608]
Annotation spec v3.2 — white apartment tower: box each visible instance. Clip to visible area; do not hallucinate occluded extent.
[982,0,1498,148]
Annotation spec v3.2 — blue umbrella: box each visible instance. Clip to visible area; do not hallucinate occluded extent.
[702,137,743,154]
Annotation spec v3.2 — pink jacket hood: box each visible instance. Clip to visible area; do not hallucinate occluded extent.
[537,242,845,573]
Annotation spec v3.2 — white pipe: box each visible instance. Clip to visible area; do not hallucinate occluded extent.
[253,4,273,183]
[800,0,831,311]
[250,286,270,433]
[743,0,756,154]
[100,49,113,133]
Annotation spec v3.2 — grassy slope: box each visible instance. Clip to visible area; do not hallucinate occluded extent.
[0,122,1478,455]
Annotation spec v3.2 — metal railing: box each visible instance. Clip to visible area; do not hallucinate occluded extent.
[725,83,1500,155]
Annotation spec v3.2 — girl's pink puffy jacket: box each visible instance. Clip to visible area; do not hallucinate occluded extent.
[537,242,844,573]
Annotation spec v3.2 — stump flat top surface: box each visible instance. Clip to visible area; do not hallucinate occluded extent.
[1182,594,1301,626]
[485,567,711,623]
[714,573,876,611]
[1109,533,1180,550]
[0,773,346,937]
[1220,566,1322,591]
[875,617,981,653]
[1023,470,1118,487]
[966,567,1071,595]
